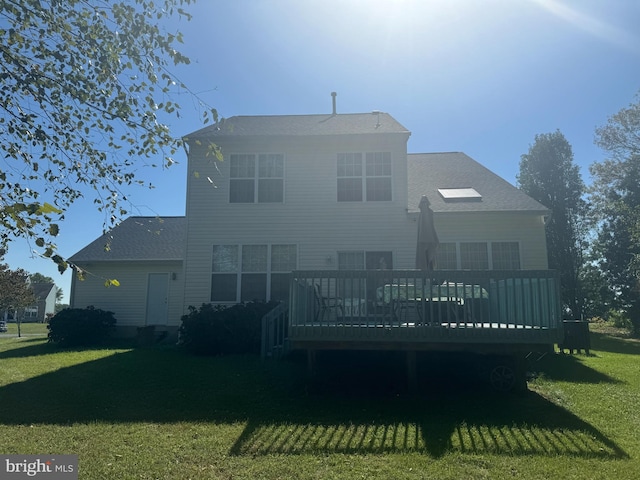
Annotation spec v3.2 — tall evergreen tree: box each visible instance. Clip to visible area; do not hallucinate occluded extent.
[518,130,587,318]
[591,92,640,335]
[590,158,640,334]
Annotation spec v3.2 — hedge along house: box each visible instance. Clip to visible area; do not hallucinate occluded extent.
[69,103,550,338]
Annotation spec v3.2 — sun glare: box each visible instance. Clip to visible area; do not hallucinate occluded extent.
[533,0,639,53]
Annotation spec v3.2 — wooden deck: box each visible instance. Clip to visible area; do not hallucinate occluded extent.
[286,269,563,354]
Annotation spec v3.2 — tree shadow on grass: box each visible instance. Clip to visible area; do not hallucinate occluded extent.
[590,332,640,356]
[0,346,628,460]
[530,351,621,384]
[0,340,59,360]
[0,338,135,360]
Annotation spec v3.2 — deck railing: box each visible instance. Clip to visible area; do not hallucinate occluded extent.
[288,269,563,347]
[260,301,289,359]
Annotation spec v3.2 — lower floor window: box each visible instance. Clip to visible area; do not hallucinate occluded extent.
[211,244,297,302]
[437,242,520,270]
[337,250,393,299]
[492,242,521,270]
[460,242,489,270]
[436,243,457,270]
[337,251,393,271]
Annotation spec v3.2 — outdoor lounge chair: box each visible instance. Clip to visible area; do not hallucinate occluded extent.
[313,283,344,321]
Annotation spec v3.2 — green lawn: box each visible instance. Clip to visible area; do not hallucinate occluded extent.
[0,330,638,479]
[2,321,49,336]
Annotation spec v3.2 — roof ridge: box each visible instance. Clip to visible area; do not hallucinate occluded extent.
[228,112,389,118]
[409,151,463,155]
[126,215,186,219]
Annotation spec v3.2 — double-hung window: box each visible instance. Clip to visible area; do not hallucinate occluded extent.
[229,154,284,203]
[365,152,392,201]
[337,250,393,299]
[211,245,239,301]
[337,152,392,202]
[337,153,363,201]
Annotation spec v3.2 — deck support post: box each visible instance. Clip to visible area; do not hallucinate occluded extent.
[406,350,417,392]
[307,349,317,377]
[513,354,528,393]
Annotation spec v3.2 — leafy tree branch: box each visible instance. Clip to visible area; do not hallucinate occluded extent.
[0,0,217,271]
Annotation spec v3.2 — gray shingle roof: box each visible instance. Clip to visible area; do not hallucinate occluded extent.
[185,113,410,140]
[408,152,549,214]
[69,216,186,263]
[31,282,55,300]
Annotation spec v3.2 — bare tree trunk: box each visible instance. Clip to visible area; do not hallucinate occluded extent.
[15,309,21,338]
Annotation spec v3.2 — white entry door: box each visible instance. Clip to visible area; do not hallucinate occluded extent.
[146,273,169,326]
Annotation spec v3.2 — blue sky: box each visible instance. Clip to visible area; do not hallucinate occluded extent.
[4,0,640,303]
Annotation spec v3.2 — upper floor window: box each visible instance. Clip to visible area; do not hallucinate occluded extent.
[229,154,284,203]
[337,152,391,202]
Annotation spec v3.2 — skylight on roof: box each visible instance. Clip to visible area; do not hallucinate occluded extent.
[438,188,482,201]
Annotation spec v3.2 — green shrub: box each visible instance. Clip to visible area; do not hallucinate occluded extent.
[48,306,117,347]
[179,301,279,356]
[608,310,633,330]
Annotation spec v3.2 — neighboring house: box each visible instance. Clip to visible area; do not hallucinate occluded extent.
[23,282,57,323]
[69,109,549,336]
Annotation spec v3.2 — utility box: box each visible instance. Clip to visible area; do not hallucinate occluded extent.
[559,320,590,354]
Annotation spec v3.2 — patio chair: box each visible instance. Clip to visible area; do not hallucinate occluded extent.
[313,283,344,321]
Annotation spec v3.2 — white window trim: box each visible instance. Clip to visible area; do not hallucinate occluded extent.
[211,243,298,303]
[229,153,285,204]
[337,152,393,202]
[438,242,522,270]
[337,250,394,270]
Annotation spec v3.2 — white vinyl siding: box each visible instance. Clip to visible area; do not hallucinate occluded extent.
[70,261,184,327]
[435,212,546,270]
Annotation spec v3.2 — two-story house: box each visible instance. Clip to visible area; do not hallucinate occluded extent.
[69,109,550,338]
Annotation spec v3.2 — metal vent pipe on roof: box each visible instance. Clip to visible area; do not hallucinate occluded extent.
[331,92,337,115]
